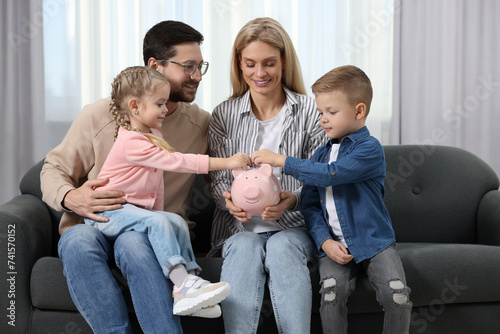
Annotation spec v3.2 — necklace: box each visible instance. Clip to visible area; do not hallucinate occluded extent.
[129,125,153,134]
[130,125,143,132]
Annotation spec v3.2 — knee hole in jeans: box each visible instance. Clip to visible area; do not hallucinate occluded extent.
[389,279,409,305]
[322,276,337,303]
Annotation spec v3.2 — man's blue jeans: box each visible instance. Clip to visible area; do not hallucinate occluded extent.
[85,203,201,276]
[58,224,183,334]
[220,227,315,334]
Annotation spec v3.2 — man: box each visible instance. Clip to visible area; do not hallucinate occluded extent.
[41,21,210,333]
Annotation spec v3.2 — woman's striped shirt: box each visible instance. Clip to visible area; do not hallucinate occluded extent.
[208,86,326,256]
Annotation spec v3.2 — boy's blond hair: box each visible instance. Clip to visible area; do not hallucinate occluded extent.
[312,65,373,115]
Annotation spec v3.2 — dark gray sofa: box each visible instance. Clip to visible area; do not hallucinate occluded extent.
[1,145,500,334]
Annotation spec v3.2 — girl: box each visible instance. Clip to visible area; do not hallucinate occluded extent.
[85,66,251,318]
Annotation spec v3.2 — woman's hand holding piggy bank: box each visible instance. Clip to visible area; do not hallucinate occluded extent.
[231,164,281,219]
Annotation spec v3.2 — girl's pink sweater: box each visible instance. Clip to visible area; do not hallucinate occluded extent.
[96,127,209,210]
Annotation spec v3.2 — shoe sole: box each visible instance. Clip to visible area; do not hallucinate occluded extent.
[174,283,230,316]
[190,305,222,318]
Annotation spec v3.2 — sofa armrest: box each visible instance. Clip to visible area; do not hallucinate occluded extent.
[477,190,500,246]
[0,194,53,333]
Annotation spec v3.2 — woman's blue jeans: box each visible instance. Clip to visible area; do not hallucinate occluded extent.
[58,223,183,334]
[220,227,315,334]
[85,204,201,276]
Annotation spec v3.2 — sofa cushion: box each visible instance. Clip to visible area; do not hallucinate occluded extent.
[384,145,499,243]
[31,257,77,311]
[398,243,500,307]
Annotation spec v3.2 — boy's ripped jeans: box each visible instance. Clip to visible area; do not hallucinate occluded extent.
[318,243,412,334]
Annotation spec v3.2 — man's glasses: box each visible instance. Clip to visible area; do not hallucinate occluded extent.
[158,59,209,76]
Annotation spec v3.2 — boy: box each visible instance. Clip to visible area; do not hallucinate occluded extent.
[252,65,412,334]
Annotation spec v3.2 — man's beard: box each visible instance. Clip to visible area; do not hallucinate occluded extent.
[168,80,198,103]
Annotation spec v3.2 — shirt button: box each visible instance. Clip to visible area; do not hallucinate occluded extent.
[331,171,336,175]
[154,168,158,173]
[320,199,324,204]
[151,193,155,198]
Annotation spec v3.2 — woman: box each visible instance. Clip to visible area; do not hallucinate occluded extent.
[208,17,326,334]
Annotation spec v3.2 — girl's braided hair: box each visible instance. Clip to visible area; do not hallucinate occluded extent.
[109,66,174,152]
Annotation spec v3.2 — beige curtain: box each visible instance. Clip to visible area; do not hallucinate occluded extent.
[0,0,45,205]
[392,0,500,177]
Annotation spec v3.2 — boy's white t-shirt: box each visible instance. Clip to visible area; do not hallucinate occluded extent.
[325,143,347,246]
[244,106,286,233]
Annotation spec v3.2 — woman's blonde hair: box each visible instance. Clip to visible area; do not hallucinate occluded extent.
[109,66,174,152]
[229,17,306,98]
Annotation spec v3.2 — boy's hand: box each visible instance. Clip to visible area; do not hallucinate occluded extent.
[252,149,286,168]
[261,190,296,221]
[322,239,353,265]
[227,152,252,169]
[223,190,250,222]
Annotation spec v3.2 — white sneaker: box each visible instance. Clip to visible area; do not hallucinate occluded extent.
[190,304,222,318]
[172,275,230,316]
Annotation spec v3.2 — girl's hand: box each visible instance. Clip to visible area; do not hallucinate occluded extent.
[227,152,252,169]
[223,190,250,222]
[261,190,295,221]
[322,239,353,265]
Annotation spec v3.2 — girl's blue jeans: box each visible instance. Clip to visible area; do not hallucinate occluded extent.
[85,203,201,276]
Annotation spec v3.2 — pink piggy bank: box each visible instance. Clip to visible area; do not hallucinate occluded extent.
[231,164,282,219]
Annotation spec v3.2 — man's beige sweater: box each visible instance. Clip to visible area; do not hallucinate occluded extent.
[41,97,210,235]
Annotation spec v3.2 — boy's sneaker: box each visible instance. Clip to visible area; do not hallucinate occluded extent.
[173,275,230,316]
[190,304,222,318]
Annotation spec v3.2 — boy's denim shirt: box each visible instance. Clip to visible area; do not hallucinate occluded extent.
[284,126,395,263]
